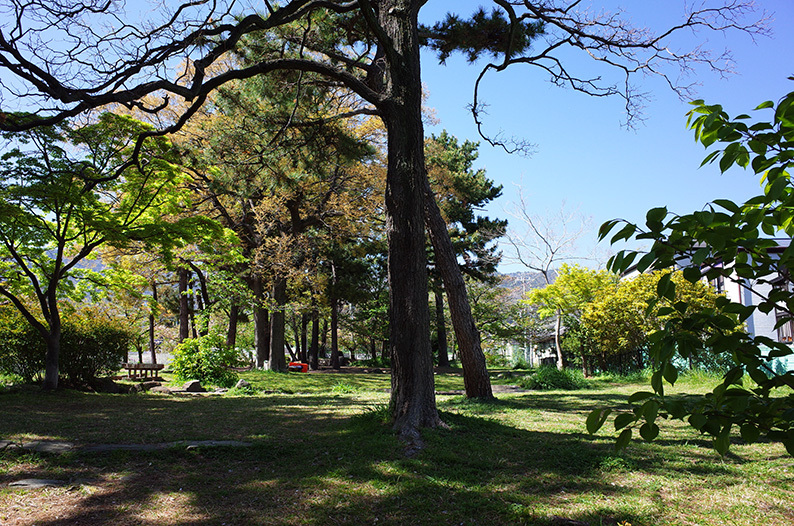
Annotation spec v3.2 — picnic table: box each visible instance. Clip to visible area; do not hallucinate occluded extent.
[121,363,164,380]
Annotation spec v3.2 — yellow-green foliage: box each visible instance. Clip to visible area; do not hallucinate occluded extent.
[581,270,725,356]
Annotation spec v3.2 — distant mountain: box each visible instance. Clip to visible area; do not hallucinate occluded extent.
[498,270,556,303]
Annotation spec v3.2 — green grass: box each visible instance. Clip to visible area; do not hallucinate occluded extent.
[1,370,792,526]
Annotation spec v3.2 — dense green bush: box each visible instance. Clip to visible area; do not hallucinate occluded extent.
[518,366,589,391]
[0,307,46,382]
[511,356,531,370]
[0,306,132,385]
[60,312,132,385]
[171,332,242,388]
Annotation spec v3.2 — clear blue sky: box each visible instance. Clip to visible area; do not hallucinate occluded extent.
[417,0,794,272]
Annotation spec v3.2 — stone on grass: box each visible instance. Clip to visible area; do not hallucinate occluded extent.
[10,479,67,489]
[183,380,206,392]
[234,379,251,389]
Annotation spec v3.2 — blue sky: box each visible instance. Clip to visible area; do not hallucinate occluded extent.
[417,1,794,272]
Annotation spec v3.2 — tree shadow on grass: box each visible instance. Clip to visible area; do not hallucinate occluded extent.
[4,403,777,526]
[3,387,792,526]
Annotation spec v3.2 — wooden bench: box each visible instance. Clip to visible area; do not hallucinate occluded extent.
[122,363,164,380]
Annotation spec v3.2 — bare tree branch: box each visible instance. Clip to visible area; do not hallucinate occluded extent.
[470,0,770,152]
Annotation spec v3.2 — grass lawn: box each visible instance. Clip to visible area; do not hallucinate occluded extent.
[1,369,792,525]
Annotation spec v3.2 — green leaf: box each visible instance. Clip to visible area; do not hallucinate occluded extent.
[683,266,702,283]
[663,362,678,385]
[615,428,632,451]
[610,223,638,245]
[627,391,656,403]
[740,424,761,443]
[689,413,707,430]
[614,413,635,431]
[598,220,619,241]
[635,252,657,274]
[586,408,611,434]
[646,207,667,226]
[755,100,775,110]
[640,422,660,441]
[642,399,661,421]
[656,272,675,300]
[714,425,732,456]
[712,199,740,213]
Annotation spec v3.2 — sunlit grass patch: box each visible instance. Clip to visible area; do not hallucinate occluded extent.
[1,370,792,525]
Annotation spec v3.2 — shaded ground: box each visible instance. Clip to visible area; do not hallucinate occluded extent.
[2,374,792,526]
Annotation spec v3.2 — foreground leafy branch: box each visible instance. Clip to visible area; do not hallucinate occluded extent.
[592,83,794,456]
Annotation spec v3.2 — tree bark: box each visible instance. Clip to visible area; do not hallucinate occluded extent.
[149,281,158,364]
[434,288,450,367]
[178,267,190,342]
[227,303,239,349]
[300,312,309,363]
[251,275,270,368]
[380,0,443,439]
[292,314,302,362]
[268,276,288,371]
[42,329,61,390]
[309,310,320,370]
[320,318,328,358]
[423,178,493,398]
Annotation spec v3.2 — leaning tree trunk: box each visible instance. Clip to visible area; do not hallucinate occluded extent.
[380,0,444,440]
[423,179,493,398]
[434,288,450,367]
[268,276,288,372]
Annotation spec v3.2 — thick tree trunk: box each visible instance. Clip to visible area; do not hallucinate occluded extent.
[434,289,450,367]
[178,268,190,342]
[42,328,61,390]
[309,310,320,370]
[380,0,443,439]
[292,314,302,362]
[300,312,309,363]
[251,276,270,368]
[370,337,377,361]
[423,179,493,398]
[320,319,328,358]
[268,276,288,371]
[149,281,158,364]
[227,303,239,349]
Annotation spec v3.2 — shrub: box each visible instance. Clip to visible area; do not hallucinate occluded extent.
[0,306,131,385]
[518,366,589,391]
[171,332,242,388]
[60,311,132,385]
[484,351,509,367]
[0,307,45,383]
[511,356,531,370]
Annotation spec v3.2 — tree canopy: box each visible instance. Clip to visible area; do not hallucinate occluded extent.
[0,0,768,439]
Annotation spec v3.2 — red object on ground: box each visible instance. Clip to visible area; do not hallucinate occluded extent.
[288,362,308,373]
